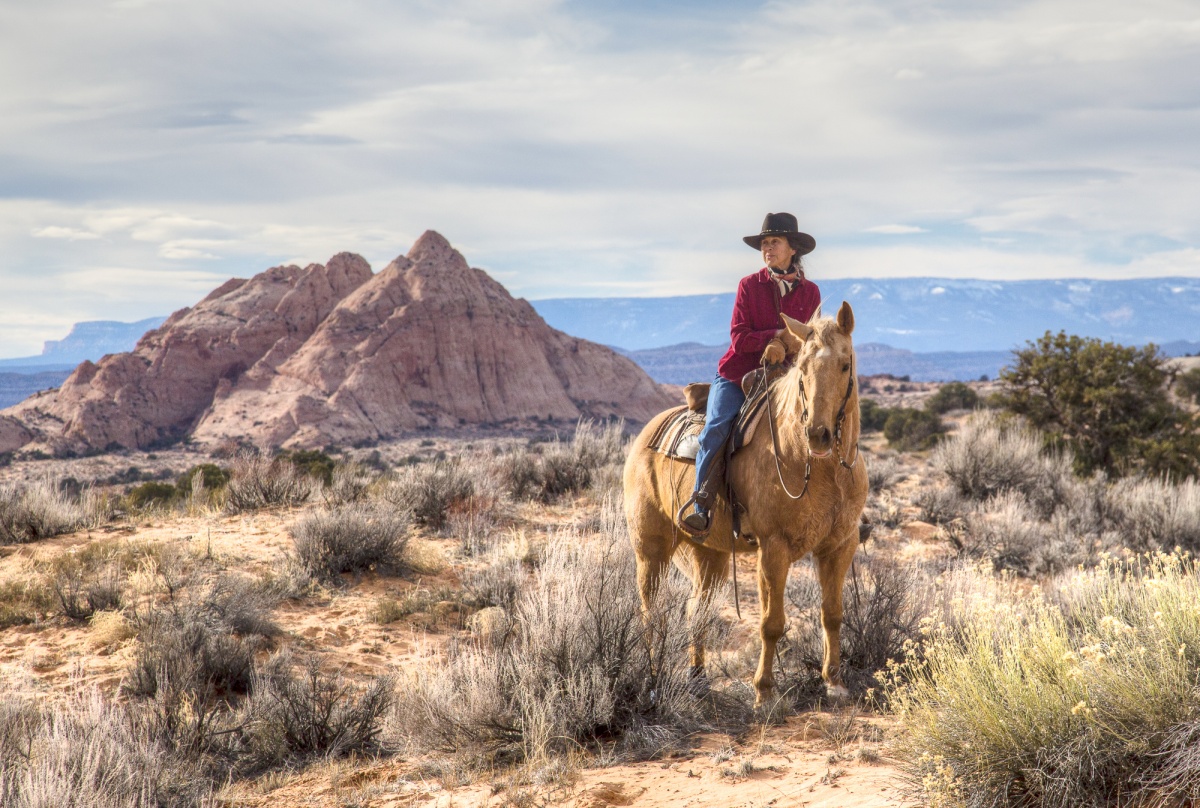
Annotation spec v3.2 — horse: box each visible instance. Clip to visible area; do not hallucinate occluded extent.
[623,301,869,709]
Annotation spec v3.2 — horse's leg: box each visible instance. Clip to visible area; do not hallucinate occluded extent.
[814,535,858,700]
[632,532,671,614]
[685,545,730,680]
[753,538,790,709]
[627,509,675,683]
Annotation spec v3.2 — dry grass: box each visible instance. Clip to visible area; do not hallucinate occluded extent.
[491,420,627,504]
[1106,476,1200,554]
[288,503,410,581]
[0,477,109,544]
[390,521,736,768]
[0,685,212,807]
[380,460,475,531]
[0,575,56,627]
[886,553,1200,807]
[866,453,905,493]
[781,553,932,702]
[240,653,394,772]
[225,453,315,512]
[933,411,1074,518]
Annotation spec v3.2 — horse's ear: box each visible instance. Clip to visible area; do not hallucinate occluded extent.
[836,301,855,336]
[781,313,813,343]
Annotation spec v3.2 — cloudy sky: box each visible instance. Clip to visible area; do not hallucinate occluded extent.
[3,0,1200,356]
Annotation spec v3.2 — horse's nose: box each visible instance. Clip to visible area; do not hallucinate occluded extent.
[807,424,832,453]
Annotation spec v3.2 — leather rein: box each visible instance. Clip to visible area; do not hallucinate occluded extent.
[764,353,860,500]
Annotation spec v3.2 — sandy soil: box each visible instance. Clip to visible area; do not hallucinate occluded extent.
[215,712,906,807]
[0,404,961,807]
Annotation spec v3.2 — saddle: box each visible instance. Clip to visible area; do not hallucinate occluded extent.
[649,366,788,545]
[648,366,786,463]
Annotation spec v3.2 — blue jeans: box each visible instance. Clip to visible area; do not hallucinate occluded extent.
[693,374,745,500]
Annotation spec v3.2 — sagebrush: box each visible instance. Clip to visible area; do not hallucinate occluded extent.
[391,525,729,766]
[289,503,410,580]
[887,554,1200,808]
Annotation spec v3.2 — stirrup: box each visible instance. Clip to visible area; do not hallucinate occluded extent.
[676,495,710,541]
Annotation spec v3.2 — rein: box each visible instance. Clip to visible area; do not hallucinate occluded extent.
[832,354,861,470]
[765,353,860,499]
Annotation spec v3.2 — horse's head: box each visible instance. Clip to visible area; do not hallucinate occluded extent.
[780,302,857,459]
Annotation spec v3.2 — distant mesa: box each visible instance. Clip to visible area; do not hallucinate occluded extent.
[41,317,169,364]
[0,231,676,455]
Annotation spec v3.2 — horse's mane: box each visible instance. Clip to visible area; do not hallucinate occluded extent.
[772,313,853,408]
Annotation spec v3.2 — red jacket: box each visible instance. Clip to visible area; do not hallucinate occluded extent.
[717,268,821,382]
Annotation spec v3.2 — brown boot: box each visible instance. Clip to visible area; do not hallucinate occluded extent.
[678,491,712,541]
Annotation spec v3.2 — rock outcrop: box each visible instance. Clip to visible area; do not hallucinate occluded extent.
[1,232,676,453]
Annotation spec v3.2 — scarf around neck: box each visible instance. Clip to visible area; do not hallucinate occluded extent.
[769,264,801,297]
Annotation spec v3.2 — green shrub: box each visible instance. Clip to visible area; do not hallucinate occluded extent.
[886,554,1200,808]
[176,464,230,496]
[1176,366,1200,404]
[859,398,889,432]
[127,481,178,510]
[277,449,337,486]
[883,408,945,451]
[998,331,1200,478]
[925,382,979,414]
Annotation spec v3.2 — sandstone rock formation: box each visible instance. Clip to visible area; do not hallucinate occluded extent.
[1,232,676,453]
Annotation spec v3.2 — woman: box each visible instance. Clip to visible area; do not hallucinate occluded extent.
[681,212,821,538]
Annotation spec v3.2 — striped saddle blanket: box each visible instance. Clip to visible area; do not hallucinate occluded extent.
[648,406,705,463]
[649,371,777,462]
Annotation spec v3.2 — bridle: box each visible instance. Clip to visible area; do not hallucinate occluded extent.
[765,351,860,500]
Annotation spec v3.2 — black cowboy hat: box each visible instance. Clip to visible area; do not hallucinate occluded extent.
[743,212,816,255]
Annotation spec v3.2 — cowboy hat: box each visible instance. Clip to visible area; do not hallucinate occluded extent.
[743,212,816,255]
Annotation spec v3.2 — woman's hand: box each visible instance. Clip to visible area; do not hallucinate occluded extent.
[761,338,787,365]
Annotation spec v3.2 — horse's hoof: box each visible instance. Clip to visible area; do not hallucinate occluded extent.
[753,692,788,722]
[826,683,851,702]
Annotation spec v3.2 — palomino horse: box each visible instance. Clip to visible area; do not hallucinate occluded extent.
[624,302,868,708]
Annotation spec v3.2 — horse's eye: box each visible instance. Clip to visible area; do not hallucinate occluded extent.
[842,363,850,372]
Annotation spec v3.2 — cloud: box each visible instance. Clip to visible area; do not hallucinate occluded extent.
[33,226,99,241]
[2,0,1200,356]
[864,225,929,235]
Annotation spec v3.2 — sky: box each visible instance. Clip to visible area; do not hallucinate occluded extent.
[3,0,1200,356]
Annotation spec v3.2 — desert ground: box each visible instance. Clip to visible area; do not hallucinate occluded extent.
[0,417,941,807]
[3,375,1199,807]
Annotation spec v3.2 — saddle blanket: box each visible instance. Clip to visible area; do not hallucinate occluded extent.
[648,406,704,462]
[649,370,777,463]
